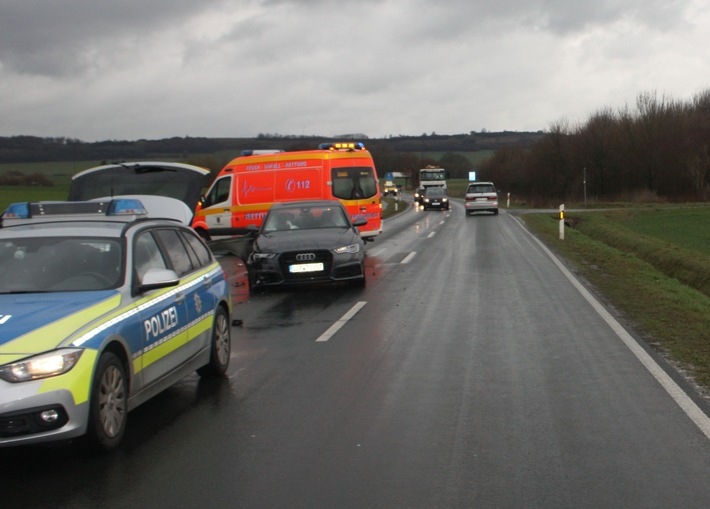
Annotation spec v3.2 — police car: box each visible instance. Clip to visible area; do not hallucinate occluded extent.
[0,197,232,451]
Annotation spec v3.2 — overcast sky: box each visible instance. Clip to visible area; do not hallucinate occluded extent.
[1,0,708,141]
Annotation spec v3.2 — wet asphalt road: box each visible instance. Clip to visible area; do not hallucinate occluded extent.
[4,200,710,508]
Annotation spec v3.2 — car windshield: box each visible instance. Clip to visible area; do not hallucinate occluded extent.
[468,184,495,193]
[263,205,350,232]
[426,188,446,197]
[0,237,122,293]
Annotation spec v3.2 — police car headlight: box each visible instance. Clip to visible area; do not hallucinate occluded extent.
[333,244,361,255]
[0,349,84,383]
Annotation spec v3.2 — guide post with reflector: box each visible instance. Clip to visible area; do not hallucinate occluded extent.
[559,204,565,240]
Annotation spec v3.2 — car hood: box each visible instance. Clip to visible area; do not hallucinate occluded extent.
[0,291,121,357]
[255,228,361,253]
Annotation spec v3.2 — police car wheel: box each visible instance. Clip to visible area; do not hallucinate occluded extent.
[86,351,127,452]
[197,307,231,377]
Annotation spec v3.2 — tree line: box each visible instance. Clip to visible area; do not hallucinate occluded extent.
[479,90,710,204]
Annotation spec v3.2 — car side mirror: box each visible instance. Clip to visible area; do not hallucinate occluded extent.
[138,268,180,292]
[352,218,368,228]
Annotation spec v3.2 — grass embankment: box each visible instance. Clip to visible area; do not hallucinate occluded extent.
[522,206,710,394]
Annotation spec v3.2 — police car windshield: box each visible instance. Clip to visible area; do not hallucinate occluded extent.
[0,237,122,293]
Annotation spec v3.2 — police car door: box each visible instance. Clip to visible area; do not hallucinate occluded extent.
[133,229,190,388]
[152,228,217,361]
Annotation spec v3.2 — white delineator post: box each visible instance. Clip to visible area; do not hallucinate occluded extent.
[559,204,565,240]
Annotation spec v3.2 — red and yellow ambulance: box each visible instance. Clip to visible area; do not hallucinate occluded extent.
[192,142,382,240]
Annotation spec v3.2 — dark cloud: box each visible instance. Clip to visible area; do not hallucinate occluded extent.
[0,0,706,140]
[0,0,223,75]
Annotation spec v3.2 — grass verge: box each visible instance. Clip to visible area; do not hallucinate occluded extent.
[521,207,710,395]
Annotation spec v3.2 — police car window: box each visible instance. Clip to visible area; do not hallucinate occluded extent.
[181,231,212,268]
[154,229,193,276]
[134,232,168,281]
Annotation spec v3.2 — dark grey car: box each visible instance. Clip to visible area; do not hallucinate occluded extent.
[247,200,367,289]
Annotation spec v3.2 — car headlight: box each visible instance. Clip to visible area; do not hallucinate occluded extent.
[333,243,361,255]
[251,252,277,260]
[442,198,448,202]
[0,348,84,383]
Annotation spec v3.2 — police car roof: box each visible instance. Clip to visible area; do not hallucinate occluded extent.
[1,196,193,228]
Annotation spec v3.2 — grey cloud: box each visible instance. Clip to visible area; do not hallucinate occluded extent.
[0,0,223,75]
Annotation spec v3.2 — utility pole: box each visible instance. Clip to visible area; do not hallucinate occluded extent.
[583,167,588,208]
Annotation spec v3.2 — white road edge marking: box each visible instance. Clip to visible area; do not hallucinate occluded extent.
[401,252,417,264]
[427,231,436,238]
[511,215,710,440]
[316,301,367,342]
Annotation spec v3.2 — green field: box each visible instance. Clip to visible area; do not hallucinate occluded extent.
[522,206,710,392]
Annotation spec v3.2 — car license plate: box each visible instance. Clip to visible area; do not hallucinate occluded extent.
[476,197,487,201]
[289,262,324,273]
[432,201,440,205]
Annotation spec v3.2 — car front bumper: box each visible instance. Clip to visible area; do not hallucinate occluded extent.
[0,381,90,447]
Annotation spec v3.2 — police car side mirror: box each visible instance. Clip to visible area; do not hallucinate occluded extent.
[139,268,180,292]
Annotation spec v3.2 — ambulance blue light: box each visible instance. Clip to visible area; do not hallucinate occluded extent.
[3,202,30,219]
[108,199,147,216]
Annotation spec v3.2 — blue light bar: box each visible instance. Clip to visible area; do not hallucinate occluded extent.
[3,202,30,219]
[2,199,147,220]
[108,199,147,216]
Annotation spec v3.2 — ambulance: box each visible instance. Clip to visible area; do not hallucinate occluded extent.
[192,142,383,240]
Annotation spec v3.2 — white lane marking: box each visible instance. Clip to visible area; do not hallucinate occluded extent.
[316,301,367,342]
[401,252,417,264]
[511,215,710,441]
[427,231,436,238]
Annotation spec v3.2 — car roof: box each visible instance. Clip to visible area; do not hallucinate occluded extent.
[1,196,192,234]
[0,221,128,239]
[269,200,345,210]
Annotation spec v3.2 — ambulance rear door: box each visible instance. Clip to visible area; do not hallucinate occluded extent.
[331,166,381,237]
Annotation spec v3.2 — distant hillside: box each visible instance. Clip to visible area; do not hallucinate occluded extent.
[0,132,543,164]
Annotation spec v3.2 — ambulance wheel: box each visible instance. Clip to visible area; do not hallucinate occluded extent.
[197,306,231,377]
[86,351,127,452]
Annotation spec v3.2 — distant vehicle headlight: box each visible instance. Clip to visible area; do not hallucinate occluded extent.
[0,349,84,383]
[333,244,361,254]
